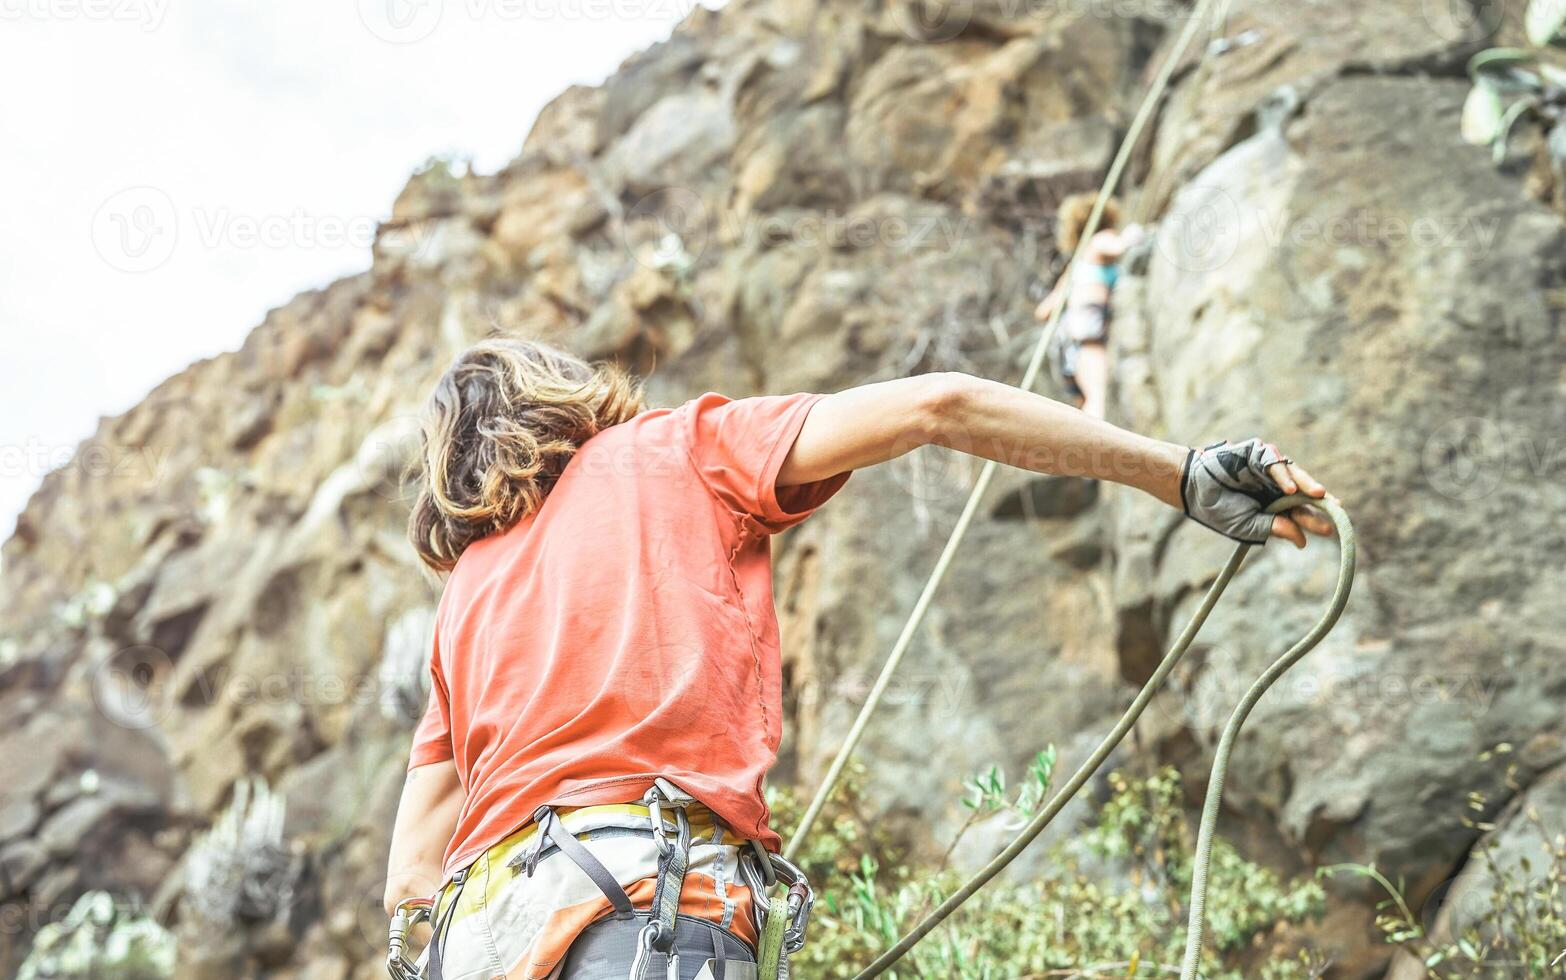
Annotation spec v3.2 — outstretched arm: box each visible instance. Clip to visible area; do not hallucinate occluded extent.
[778,373,1331,547]
[384,760,465,916]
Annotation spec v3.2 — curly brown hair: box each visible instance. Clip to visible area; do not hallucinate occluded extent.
[1056,192,1122,256]
[407,338,645,571]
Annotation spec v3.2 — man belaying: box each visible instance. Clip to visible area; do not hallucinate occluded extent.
[383,337,1331,979]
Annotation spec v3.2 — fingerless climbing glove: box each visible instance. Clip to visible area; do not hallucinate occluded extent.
[1180,438,1286,544]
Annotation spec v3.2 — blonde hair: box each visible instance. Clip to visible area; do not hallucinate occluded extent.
[1056,193,1122,256]
[408,338,645,571]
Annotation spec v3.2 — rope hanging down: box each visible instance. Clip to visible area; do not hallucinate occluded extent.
[785,0,1241,858]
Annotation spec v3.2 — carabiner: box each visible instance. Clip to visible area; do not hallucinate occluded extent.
[387,896,434,980]
[767,854,815,955]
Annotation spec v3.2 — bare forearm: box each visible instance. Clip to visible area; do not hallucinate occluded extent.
[782,372,1330,548]
[385,761,465,915]
[1034,278,1066,320]
[935,376,1186,507]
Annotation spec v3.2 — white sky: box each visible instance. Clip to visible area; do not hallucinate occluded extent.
[0,0,707,545]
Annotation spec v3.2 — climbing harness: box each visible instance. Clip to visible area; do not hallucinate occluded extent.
[388,779,810,980]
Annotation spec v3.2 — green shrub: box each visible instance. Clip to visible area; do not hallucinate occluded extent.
[1325,751,1566,977]
[18,891,174,980]
[1459,0,1566,162]
[769,757,1327,979]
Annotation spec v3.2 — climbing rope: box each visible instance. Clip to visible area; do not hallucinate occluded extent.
[851,494,1355,980]
[784,0,1240,859]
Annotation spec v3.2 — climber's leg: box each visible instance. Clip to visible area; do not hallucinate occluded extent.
[1073,341,1109,420]
[1057,341,1084,406]
[1058,303,1110,418]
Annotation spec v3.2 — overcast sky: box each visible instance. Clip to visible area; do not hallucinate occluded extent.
[0,0,706,546]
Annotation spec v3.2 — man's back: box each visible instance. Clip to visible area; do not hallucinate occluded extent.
[411,393,848,876]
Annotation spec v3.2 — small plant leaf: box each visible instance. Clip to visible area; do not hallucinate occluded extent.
[1493,97,1537,162]
[1526,0,1566,46]
[1462,82,1507,144]
[1467,48,1545,95]
[1469,48,1540,78]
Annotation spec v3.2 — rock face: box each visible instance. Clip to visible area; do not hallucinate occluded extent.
[1,0,1562,977]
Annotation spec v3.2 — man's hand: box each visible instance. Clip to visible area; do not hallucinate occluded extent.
[1180,439,1332,547]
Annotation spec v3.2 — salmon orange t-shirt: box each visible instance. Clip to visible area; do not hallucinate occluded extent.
[409,392,849,879]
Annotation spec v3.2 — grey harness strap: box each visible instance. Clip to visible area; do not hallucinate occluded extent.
[425,867,469,980]
[527,797,710,980]
[647,808,691,950]
[529,806,636,918]
[636,781,695,979]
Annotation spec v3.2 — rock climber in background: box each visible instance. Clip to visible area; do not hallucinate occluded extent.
[382,338,1331,979]
[1035,192,1146,420]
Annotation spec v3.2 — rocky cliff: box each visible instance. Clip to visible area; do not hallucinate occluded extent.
[2,0,1563,977]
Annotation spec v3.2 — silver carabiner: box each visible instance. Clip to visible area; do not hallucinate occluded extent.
[644,783,692,858]
[628,920,657,980]
[387,897,434,980]
[767,854,815,954]
[646,795,670,856]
